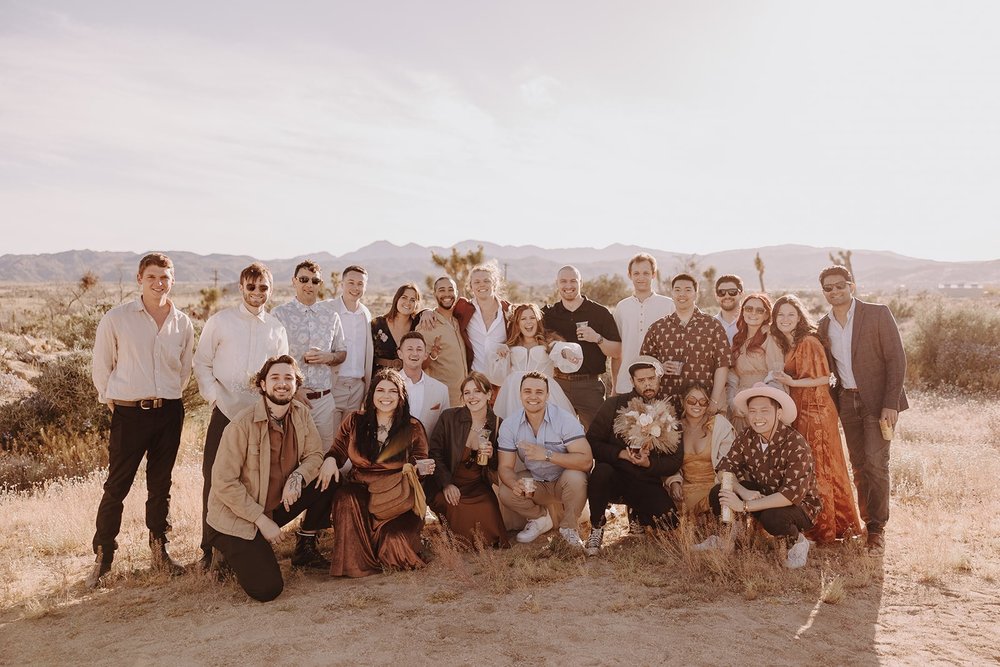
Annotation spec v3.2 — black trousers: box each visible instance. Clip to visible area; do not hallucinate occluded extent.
[208,479,335,602]
[588,460,677,529]
[555,377,606,430]
[708,480,812,538]
[838,390,891,534]
[200,406,231,556]
[93,399,184,556]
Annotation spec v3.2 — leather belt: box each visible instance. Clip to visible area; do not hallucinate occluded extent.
[554,371,600,382]
[375,358,403,370]
[112,398,170,409]
[305,389,331,400]
[841,387,860,392]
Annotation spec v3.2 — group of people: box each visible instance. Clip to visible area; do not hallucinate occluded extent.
[87,250,908,600]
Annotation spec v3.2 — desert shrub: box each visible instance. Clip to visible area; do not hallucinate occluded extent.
[0,352,111,488]
[906,301,1000,392]
[21,303,113,350]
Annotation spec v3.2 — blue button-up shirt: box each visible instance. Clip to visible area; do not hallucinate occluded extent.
[498,403,585,482]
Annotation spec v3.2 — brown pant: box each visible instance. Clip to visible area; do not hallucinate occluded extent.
[497,469,588,529]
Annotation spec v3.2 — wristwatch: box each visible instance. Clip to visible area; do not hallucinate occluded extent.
[596,334,605,345]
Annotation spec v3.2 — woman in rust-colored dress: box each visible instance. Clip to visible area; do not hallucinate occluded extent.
[425,372,510,549]
[318,368,433,577]
[772,294,863,544]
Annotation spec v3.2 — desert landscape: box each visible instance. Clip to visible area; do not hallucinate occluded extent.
[1,275,998,666]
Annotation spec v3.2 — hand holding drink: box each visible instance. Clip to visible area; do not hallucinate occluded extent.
[521,477,536,498]
[477,429,492,465]
[665,359,684,376]
[415,458,435,475]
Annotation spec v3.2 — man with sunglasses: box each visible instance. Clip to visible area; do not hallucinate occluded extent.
[273,260,347,451]
[713,274,744,345]
[817,265,907,553]
[194,262,288,570]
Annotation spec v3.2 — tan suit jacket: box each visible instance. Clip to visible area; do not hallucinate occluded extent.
[208,397,323,540]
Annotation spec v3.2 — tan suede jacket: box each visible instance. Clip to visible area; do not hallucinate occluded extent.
[207,397,323,540]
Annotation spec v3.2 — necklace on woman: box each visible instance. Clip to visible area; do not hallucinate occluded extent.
[377,422,390,442]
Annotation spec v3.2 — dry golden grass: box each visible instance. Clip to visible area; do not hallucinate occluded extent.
[0,389,998,665]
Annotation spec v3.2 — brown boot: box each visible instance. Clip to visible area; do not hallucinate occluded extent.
[149,533,185,576]
[85,547,113,589]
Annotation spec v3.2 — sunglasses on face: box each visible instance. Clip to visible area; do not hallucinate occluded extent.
[716,289,740,297]
[243,283,270,292]
[822,281,850,292]
[685,397,710,407]
[297,276,322,285]
[743,306,767,315]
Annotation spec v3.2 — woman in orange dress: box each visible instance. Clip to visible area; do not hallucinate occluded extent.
[318,368,434,577]
[772,294,862,544]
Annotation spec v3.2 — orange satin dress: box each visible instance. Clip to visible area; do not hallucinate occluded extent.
[785,336,863,544]
[328,414,428,577]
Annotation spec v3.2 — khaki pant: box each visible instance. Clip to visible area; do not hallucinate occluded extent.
[497,469,588,530]
[331,377,365,430]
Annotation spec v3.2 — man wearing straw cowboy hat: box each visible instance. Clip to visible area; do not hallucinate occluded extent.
[694,382,821,569]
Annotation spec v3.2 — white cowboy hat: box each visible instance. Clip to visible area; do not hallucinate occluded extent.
[627,355,664,378]
[733,382,797,424]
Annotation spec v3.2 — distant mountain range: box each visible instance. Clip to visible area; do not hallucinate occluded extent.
[1,242,996,291]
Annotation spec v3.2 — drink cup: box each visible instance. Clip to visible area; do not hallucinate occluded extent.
[720,471,735,523]
[628,444,642,459]
[576,321,588,340]
[477,444,491,466]
[522,477,536,498]
[879,419,894,441]
[667,360,684,376]
[415,458,435,475]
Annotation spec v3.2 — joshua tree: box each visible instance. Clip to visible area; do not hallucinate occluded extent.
[829,249,854,278]
[429,245,486,297]
[754,252,766,293]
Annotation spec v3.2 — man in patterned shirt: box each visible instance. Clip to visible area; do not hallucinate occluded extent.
[639,273,730,414]
[273,260,347,451]
[697,383,821,569]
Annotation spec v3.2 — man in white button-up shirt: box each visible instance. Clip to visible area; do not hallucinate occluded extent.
[87,253,195,588]
[193,262,288,568]
[330,265,373,428]
[273,260,347,450]
[611,253,675,394]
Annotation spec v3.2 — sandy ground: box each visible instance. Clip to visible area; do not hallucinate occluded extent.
[2,518,998,667]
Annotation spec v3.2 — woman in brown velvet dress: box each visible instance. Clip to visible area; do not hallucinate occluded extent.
[318,368,434,577]
[772,294,863,544]
[425,372,510,548]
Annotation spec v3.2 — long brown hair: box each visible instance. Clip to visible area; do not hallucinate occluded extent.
[356,368,412,462]
[771,294,818,356]
[731,293,773,366]
[385,283,421,321]
[505,303,547,347]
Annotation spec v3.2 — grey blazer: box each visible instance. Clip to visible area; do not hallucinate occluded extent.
[818,298,908,418]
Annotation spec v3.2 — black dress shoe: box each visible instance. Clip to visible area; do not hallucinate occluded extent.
[85,548,113,589]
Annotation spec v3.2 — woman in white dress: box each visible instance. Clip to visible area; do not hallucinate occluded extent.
[488,303,583,420]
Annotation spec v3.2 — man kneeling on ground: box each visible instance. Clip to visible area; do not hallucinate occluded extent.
[585,356,683,556]
[696,382,821,569]
[206,355,338,601]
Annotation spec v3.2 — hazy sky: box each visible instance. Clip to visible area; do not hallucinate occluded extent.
[2,1,998,261]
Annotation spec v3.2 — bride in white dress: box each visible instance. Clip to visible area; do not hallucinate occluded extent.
[488,303,583,420]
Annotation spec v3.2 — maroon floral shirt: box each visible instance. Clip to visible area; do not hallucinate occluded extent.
[640,309,731,398]
[716,422,822,522]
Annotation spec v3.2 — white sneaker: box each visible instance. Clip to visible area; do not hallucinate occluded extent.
[692,535,723,552]
[516,513,553,543]
[559,527,584,549]
[785,534,811,569]
[584,527,604,556]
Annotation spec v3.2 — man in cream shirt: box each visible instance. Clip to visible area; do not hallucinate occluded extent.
[330,265,373,428]
[611,253,675,395]
[193,261,288,569]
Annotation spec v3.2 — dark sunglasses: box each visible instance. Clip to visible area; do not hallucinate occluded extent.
[297,276,322,285]
[716,288,740,297]
[743,306,767,315]
[244,283,270,292]
[822,281,850,292]
[685,397,710,407]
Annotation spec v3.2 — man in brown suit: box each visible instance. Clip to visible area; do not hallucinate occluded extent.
[817,265,908,552]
